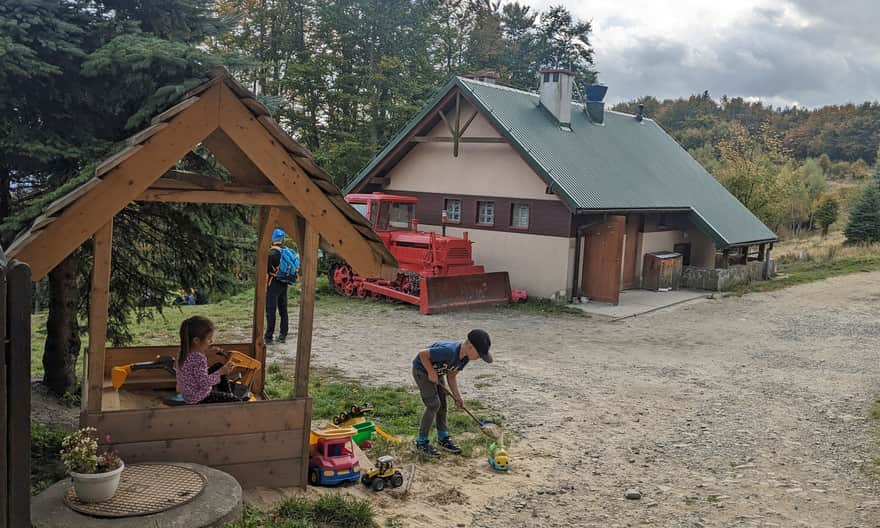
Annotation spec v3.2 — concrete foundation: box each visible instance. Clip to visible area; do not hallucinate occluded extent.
[681,260,776,291]
[568,289,708,320]
[31,463,242,528]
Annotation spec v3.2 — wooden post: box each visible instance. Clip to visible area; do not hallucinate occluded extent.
[85,220,112,414]
[6,260,31,527]
[763,243,774,279]
[0,260,7,528]
[721,249,730,269]
[758,243,766,261]
[253,207,279,394]
[294,222,319,398]
[453,92,461,157]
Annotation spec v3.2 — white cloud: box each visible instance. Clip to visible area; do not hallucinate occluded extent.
[507,0,880,107]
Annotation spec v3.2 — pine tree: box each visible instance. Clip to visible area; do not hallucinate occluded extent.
[500,2,538,90]
[1,1,252,395]
[536,6,596,84]
[814,195,839,236]
[844,172,880,244]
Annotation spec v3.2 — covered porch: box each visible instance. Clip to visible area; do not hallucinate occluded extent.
[571,211,775,305]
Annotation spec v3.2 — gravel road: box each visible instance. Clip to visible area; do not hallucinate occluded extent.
[260,271,880,527]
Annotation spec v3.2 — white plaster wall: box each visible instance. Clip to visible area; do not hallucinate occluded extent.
[386,101,557,201]
[636,231,686,279]
[420,224,572,298]
[635,227,717,278]
[687,227,716,268]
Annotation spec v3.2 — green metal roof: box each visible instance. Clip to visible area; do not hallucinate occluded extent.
[348,77,777,248]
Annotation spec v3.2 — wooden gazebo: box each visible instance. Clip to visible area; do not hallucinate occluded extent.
[7,69,396,488]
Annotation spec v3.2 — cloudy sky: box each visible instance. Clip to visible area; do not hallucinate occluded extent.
[516,0,880,108]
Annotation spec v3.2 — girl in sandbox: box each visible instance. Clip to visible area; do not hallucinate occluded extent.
[177,316,238,404]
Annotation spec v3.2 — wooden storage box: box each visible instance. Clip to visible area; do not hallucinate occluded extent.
[642,251,683,291]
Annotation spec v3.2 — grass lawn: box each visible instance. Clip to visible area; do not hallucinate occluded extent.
[265,364,503,463]
[734,242,880,295]
[229,495,378,528]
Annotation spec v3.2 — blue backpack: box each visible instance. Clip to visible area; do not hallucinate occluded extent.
[273,247,300,284]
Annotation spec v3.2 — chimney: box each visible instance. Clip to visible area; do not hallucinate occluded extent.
[584,84,608,125]
[636,103,645,122]
[538,68,575,126]
[464,71,498,84]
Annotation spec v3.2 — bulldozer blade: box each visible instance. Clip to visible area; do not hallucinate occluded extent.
[420,272,512,314]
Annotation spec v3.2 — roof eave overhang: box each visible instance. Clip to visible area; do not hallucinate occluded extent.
[575,207,778,249]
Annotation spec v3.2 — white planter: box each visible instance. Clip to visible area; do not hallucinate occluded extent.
[70,461,125,503]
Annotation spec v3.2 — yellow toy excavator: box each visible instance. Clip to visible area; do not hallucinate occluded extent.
[111,356,175,390]
[111,350,262,402]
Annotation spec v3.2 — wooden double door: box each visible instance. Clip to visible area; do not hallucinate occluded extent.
[581,214,640,304]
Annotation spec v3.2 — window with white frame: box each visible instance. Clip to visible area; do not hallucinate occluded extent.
[443,198,461,223]
[511,203,529,229]
[477,201,495,225]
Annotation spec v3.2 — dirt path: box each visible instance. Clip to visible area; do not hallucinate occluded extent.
[259,272,880,527]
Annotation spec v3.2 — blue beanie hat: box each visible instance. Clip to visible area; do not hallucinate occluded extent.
[271,229,286,243]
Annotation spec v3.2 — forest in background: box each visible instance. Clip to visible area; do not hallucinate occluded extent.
[3,0,879,395]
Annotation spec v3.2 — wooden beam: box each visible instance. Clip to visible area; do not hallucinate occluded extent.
[459,110,479,136]
[216,83,384,277]
[438,110,454,136]
[253,207,279,394]
[410,136,506,143]
[11,84,221,281]
[82,398,308,444]
[454,92,461,157]
[85,220,112,414]
[294,222,319,398]
[203,128,271,187]
[162,170,227,190]
[138,188,290,206]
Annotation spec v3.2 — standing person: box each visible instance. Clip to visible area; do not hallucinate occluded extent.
[412,329,493,457]
[265,229,300,344]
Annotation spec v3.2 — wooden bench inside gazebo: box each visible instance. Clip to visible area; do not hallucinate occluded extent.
[6,69,396,488]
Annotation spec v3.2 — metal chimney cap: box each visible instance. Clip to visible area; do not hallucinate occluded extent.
[584,84,608,102]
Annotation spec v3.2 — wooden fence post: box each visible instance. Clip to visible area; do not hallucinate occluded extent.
[294,222,319,398]
[5,259,32,527]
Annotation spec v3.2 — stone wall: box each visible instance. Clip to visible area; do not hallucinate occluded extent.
[681,260,776,291]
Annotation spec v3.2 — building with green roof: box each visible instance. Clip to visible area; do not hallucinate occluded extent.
[346,70,777,302]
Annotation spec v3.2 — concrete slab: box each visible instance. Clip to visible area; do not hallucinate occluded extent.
[567,289,708,320]
[32,463,242,528]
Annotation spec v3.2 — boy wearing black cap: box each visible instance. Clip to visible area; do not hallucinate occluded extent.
[412,329,492,457]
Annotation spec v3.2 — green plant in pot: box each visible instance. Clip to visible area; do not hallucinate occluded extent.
[61,427,124,502]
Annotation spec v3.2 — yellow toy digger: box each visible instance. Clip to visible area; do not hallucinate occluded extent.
[360,455,403,492]
[111,350,261,402]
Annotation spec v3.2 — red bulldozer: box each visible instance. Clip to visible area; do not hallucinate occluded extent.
[329,193,518,314]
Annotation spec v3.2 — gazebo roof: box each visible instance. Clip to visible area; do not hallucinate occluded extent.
[8,68,396,280]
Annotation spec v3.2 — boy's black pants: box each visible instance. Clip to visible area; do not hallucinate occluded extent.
[265,280,288,341]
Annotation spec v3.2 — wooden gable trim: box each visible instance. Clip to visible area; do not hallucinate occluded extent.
[349,88,460,193]
[9,85,221,280]
[216,83,387,278]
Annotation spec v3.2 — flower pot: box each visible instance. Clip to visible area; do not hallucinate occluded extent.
[70,462,125,503]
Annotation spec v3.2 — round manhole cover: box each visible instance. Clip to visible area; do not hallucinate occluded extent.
[63,463,207,518]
